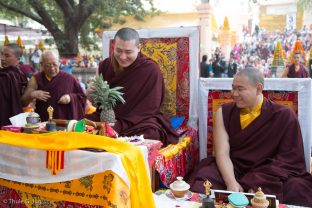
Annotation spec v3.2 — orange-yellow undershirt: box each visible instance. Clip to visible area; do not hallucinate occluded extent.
[240,95,263,129]
[29,74,51,83]
[45,73,52,81]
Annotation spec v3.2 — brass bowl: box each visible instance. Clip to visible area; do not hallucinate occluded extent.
[170,188,189,198]
[251,199,269,208]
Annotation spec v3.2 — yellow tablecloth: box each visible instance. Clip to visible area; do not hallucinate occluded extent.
[0,131,155,207]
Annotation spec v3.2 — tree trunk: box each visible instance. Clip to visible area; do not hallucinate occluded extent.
[0,0,99,57]
[51,26,79,57]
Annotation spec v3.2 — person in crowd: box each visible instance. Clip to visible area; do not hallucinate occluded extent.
[309,49,312,79]
[188,68,312,206]
[208,58,213,77]
[281,52,309,78]
[19,59,37,79]
[254,25,260,36]
[257,43,270,62]
[21,51,86,121]
[227,56,237,78]
[200,55,210,78]
[60,58,74,74]
[86,27,178,145]
[212,54,225,78]
[220,55,227,77]
[0,43,28,127]
[30,45,42,71]
[83,55,89,68]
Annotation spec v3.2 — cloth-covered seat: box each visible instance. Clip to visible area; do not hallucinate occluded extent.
[198,78,312,173]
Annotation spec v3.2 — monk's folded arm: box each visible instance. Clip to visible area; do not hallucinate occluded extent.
[214,108,240,190]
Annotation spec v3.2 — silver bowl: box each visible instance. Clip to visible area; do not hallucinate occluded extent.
[26,116,41,124]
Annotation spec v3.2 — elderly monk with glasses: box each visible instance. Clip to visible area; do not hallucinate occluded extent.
[21,51,86,121]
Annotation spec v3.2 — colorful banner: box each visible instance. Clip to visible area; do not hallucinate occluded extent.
[0,170,129,208]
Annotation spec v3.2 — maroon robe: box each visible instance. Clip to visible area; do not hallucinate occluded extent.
[34,71,86,121]
[95,53,178,145]
[19,62,37,78]
[287,64,309,78]
[0,66,27,127]
[188,99,312,206]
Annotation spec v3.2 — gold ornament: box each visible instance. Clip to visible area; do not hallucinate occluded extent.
[47,106,54,121]
[203,180,212,196]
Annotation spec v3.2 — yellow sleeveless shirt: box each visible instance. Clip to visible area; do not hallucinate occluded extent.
[240,95,263,129]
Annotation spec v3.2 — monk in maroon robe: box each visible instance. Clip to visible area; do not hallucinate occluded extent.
[286,63,308,78]
[19,62,37,79]
[188,68,312,206]
[0,67,27,127]
[0,44,28,127]
[22,51,86,121]
[87,27,178,145]
[282,52,309,78]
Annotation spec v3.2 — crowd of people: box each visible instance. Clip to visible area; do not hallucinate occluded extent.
[19,47,102,73]
[1,27,312,206]
[201,26,312,79]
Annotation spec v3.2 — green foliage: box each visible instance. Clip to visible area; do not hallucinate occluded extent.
[0,0,157,55]
[44,38,55,47]
[0,1,64,28]
[89,76,126,111]
[78,0,157,51]
[297,0,312,11]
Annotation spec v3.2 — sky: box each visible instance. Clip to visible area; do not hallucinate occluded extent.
[151,0,247,30]
[151,0,201,13]
[151,0,265,32]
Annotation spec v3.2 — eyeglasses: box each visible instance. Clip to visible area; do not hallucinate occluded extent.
[44,63,59,68]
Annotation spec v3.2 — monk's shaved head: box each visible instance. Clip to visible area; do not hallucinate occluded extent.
[1,43,22,67]
[234,67,264,87]
[41,51,59,62]
[4,43,23,58]
[114,27,140,46]
[40,50,59,78]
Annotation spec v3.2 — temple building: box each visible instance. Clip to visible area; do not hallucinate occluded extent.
[96,0,310,59]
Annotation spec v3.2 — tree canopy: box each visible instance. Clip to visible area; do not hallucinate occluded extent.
[0,0,156,56]
[297,0,312,10]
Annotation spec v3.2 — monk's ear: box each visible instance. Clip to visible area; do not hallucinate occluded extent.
[256,83,263,95]
[138,43,142,51]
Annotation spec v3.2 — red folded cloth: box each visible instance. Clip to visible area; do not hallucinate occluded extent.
[1,125,22,133]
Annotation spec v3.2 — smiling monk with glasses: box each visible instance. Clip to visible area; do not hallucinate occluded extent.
[21,51,86,122]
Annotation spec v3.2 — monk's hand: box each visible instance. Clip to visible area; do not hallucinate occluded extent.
[58,94,71,104]
[32,90,51,102]
[248,188,255,193]
[226,181,244,192]
[86,84,95,102]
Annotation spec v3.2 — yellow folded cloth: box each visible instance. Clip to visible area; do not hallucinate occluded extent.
[159,136,191,160]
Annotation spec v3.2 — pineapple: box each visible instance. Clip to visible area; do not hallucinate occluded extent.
[89,76,125,124]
